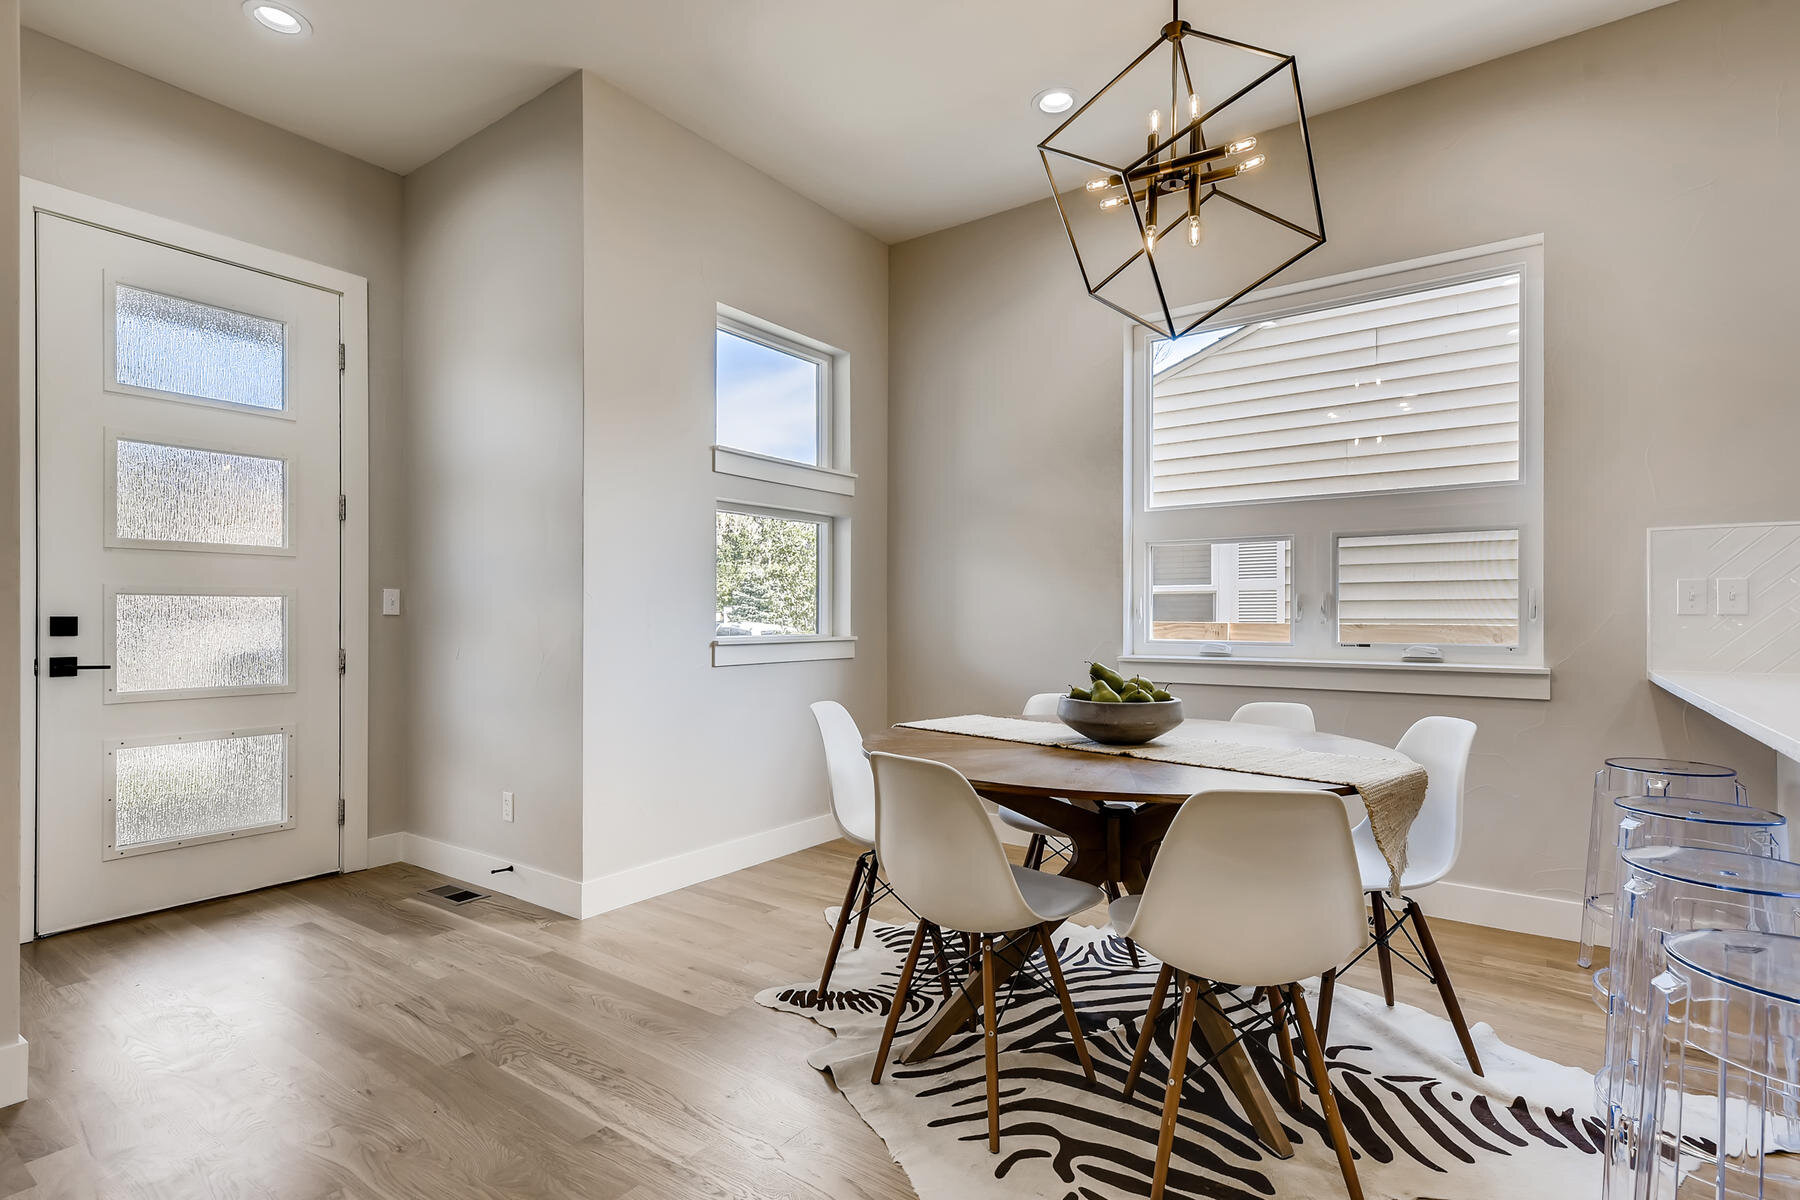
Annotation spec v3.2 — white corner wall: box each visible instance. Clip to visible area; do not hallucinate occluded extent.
[401,76,587,886]
[887,0,1800,941]
[578,72,888,912]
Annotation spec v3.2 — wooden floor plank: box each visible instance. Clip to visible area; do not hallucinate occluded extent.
[7,841,1602,1198]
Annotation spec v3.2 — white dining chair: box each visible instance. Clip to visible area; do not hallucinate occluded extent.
[1111,789,1368,1200]
[868,750,1104,1153]
[1229,701,1316,732]
[998,691,1074,870]
[1339,715,1483,1075]
[808,700,891,1009]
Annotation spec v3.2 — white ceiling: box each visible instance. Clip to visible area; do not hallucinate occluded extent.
[23,0,1675,243]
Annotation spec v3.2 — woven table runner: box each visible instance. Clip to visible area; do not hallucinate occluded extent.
[896,714,1427,894]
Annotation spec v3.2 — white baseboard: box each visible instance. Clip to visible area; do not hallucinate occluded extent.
[366,832,584,917]
[0,1036,28,1108]
[361,814,841,922]
[578,813,839,918]
[1405,879,1582,943]
[365,832,403,867]
[988,814,1581,944]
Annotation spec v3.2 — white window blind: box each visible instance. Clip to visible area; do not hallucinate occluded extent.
[1231,540,1284,623]
[1336,529,1520,647]
[1151,273,1521,507]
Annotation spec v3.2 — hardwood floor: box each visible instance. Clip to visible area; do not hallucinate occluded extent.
[0,841,1603,1198]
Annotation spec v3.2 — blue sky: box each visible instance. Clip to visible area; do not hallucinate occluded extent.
[716,330,819,465]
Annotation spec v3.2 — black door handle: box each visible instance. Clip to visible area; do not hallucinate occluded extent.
[45,657,111,679]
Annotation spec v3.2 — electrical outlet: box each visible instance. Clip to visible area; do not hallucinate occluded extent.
[501,790,515,822]
[381,588,401,616]
[1716,577,1749,616]
[1676,578,1707,616]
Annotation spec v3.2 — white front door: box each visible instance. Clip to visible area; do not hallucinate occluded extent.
[34,213,343,935]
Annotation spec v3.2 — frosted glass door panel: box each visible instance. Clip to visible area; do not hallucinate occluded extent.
[111,593,289,696]
[113,283,286,411]
[113,438,288,549]
[109,731,290,856]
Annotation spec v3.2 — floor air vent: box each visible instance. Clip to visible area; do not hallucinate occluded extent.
[424,884,486,905]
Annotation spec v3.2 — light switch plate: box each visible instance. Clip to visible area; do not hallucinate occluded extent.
[1716,577,1749,615]
[381,588,401,616]
[1676,578,1708,615]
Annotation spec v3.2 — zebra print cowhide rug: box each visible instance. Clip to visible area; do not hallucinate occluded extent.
[758,914,1603,1200]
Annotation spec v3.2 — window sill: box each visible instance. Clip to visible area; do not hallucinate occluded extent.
[712,635,857,667]
[1120,654,1551,701]
[712,446,856,496]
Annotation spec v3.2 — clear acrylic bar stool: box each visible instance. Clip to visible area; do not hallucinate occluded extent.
[1583,797,1786,985]
[1606,929,1800,1199]
[1599,848,1800,1130]
[1581,758,1750,969]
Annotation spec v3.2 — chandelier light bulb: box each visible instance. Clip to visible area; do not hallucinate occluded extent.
[1099,195,1128,210]
[1227,136,1258,155]
[1237,153,1267,173]
[1145,228,1158,253]
[1149,109,1161,134]
[1085,177,1116,192]
[1187,215,1202,246]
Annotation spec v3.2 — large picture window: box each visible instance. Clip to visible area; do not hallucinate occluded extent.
[1126,239,1545,693]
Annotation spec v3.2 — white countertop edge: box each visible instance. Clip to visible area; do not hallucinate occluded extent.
[1649,670,1800,762]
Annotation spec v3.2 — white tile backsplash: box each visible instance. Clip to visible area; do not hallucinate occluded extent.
[1648,523,1800,673]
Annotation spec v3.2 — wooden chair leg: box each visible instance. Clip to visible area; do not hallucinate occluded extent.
[1370,892,1396,1007]
[1124,963,1174,1099]
[1316,967,1336,1049]
[1407,900,1484,1076]
[1290,983,1363,1200]
[1024,834,1045,870]
[852,853,879,949]
[981,935,1001,1153]
[926,923,954,999]
[816,854,867,1009]
[871,923,928,1084]
[1150,975,1201,1200]
[1036,926,1095,1084]
[1265,987,1302,1108]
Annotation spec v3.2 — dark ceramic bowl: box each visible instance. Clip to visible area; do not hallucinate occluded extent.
[1056,696,1185,745]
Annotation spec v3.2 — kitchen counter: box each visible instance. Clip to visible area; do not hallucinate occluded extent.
[1651,671,1800,821]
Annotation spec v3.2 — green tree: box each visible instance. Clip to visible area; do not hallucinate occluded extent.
[716,512,819,632]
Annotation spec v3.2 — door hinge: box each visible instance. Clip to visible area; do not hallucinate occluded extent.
[337,797,346,826]
[338,648,347,675]
[338,343,347,372]
[339,493,348,522]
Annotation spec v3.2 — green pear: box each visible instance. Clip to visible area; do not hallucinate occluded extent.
[1067,685,1091,701]
[1088,680,1122,703]
[1088,662,1128,691]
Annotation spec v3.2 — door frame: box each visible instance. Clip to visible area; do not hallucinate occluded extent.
[17,179,370,939]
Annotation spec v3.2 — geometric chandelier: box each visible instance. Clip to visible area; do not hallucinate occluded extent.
[1038,2,1326,340]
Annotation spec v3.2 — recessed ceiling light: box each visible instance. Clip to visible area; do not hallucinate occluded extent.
[244,1,311,36]
[1033,87,1076,115]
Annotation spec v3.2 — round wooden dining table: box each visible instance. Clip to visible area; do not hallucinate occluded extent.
[865,716,1389,894]
[862,715,1405,1157]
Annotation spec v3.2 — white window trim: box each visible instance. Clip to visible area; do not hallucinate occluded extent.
[712,306,855,495]
[711,500,855,667]
[1123,236,1548,701]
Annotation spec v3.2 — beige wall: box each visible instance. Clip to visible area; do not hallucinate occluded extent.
[580,73,889,886]
[18,32,409,835]
[401,77,586,879]
[0,0,20,1058]
[889,0,1800,927]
